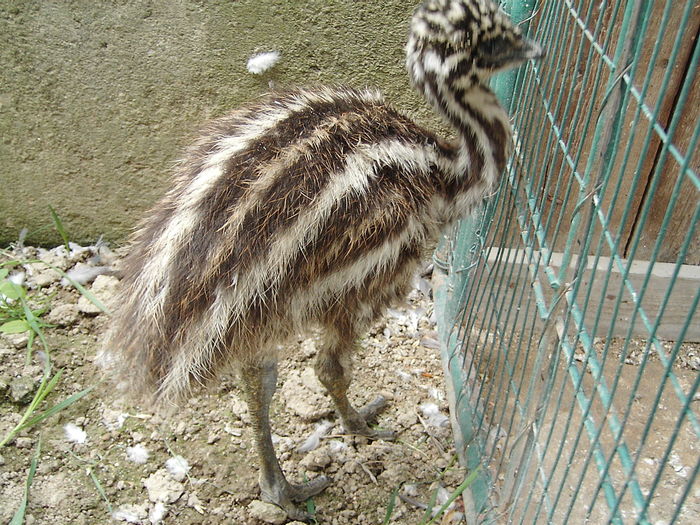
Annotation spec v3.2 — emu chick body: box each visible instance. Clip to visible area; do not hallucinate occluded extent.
[105,0,543,519]
[112,86,479,402]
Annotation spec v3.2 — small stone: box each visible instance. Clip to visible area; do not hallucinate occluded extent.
[247,500,287,524]
[280,370,332,421]
[77,274,119,314]
[9,376,38,404]
[143,469,185,503]
[230,395,249,421]
[300,447,333,471]
[187,492,205,513]
[300,367,326,393]
[46,303,80,327]
[32,267,62,287]
[112,503,149,523]
[15,437,34,449]
[0,375,9,395]
[149,502,168,524]
[32,473,80,508]
[397,411,418,428]
[299,338,318,359]
[37,248,71,271]
[2,332,29,349]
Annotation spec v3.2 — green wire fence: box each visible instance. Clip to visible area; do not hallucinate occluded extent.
[434,0,699,523]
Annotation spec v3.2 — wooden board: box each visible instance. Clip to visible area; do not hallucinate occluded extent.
[506,0,700,264]
[466,248,700,342]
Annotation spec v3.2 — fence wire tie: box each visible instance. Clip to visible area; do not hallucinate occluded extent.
[570,180,605,218]
[596,61,635,124]
[432,252,450,272]
[535,279,577,348]
[455,259,481,274]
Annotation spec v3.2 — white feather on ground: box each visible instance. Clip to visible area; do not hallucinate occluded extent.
[63,423,88,444]
[297,420,334,453]
[111,506,145,524]
[419,402,450,428]
[61,263,112,286]
[165,455,190,481]
[126,444,149,464]
[246,51,281,74]
[149,502,168,524]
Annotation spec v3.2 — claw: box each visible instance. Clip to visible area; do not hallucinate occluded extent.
[287,475,332,502]
[261,475,331,523]
[341,394,395,440]
[358,394,389,421]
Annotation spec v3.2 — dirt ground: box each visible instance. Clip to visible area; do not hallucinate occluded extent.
[464,323,700,524]
[3,243,697,525]
[0,244,467,525]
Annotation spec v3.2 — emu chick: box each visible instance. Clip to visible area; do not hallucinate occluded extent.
[103,0,543,520]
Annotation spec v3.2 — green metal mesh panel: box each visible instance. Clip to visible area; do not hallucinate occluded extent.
[434,1,699,523]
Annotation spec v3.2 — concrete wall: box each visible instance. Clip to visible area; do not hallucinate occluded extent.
[0,0,441,246]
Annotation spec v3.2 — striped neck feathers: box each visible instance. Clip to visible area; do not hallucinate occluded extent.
[406,35,513,179]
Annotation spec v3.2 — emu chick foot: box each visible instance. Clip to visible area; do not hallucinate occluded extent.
[343,394,395,440]
[262,475,331,522]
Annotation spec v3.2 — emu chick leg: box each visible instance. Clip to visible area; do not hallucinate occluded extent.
[315,337,394,440]
[240,361,330,519]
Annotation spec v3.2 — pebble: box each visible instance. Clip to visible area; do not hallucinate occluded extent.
[77,274,119,314]
[300,366,326,393]
[149,502,168,523]
[280,370,333,421]
[36,247,71,271]
[46,303,81,327]
[247,500,287,524]
[300,447,333,471]
[112,503,149,523]
[300,338,318,359]
[187,492,205,513]
[2,332,29,349]
[9,376,38,404]
[143,469,185,503]
[31,266,63,287]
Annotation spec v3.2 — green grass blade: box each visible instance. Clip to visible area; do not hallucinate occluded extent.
[419,484,440,524]
[33,368,64,406]
[88,467,113,513]
[22,383,96,430]
[301,473,319,524]
[48,205,70,251]
[0,279,26,300]
[10,436,41,525]
[19,295,49,351]
[0,369,58,448]
[60,272,111,315]
[382,485,400,524]
[424,466,481,525]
